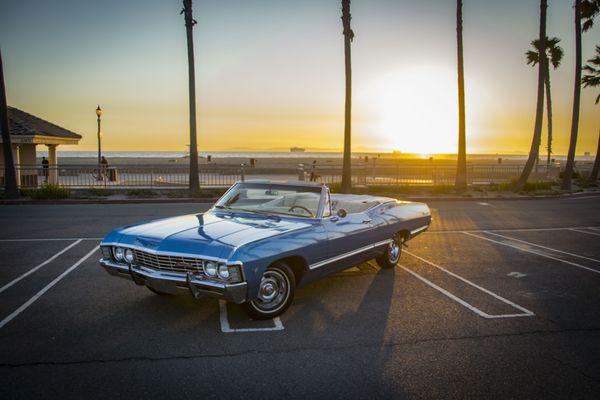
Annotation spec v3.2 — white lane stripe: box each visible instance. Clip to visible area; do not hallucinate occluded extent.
[568,228,600,237]
[484,231,600,263]
[404,250,534,316]
[423,226,600,234]
[463,232,600,275]
[0,240,82,294]
[400,266,533,319]
[218,300,284,333]
[0,246,99,330]
[0,238,102,242]
[565,195,600,200]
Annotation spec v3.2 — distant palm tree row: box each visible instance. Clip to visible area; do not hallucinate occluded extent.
[178,0,600,195]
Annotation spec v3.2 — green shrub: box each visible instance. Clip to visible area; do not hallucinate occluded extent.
[27,184,70,200]
[126,189,157,198]
[85,188,114,197]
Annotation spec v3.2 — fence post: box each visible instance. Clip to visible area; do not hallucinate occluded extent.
[240,163,245,182]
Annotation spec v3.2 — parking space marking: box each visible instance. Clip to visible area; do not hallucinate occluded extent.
[0,239,82,294]
[424,226,600,234]
[484,231,600,263]
[402,250,534,319]
[0,246,99,330]
[0,238,101,242]
[218,300,284,333]
[463,232,600,275]
[568,228,600,237]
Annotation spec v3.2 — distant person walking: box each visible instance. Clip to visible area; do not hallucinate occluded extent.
[100,156,109,179]
[41,156,49,183]
[309,160,321,182]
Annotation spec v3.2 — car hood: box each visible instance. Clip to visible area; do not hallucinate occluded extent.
[107,211,312,260]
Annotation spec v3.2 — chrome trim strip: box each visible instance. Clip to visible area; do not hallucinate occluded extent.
[308,239,393,270]
[411,225,429,235]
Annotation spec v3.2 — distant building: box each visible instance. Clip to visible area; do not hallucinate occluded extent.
[584,152,591,157]
[0,106,81,186]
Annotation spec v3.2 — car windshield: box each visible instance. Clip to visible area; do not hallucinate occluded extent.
[215,183,322,218]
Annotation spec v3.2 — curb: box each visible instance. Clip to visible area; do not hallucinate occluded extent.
[1,191,598,205]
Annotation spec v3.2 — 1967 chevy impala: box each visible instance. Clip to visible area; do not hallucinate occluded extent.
[100,181,431,319]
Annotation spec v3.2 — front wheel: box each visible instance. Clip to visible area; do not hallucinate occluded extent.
[244,262,296,320]
[376,233,403,269]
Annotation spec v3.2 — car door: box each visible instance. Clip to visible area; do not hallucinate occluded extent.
[318,211,377,274]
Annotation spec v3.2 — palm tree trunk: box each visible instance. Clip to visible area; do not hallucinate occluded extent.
[562,0,582,190]
[590,130,600,181]
[182,0,200,194]
[455,0,467,190]
[515,0,547,191]
[545,65,553,165]
[0,49,19,199]
[341,0,353,194]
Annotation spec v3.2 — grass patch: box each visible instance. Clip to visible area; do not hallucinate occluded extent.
[26,184,70,200]
[83,188,114,197]
[492,179,554,192]
[126,189,158,198]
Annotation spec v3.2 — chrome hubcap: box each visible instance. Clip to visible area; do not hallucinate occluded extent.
[388,237,401,263]
[254,270,289,311]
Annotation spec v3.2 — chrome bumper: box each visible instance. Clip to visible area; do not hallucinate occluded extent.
[99,259,247,304]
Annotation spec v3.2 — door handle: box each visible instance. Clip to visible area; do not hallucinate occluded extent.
[362,219,372,224]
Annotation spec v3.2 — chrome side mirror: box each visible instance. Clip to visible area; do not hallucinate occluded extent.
[337,208,347,218]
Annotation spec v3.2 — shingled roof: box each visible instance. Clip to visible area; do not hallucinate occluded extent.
[1,106,81,139]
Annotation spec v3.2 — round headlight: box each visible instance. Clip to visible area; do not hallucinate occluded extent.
[113,247,124,262]
[205,261,217,277]
[217,264,230,280]
[124,248,134,264]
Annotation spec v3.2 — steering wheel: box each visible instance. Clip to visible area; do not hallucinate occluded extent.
[288,205,314,217]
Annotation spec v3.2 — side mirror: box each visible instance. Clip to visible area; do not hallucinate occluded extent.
[337,208,347,218]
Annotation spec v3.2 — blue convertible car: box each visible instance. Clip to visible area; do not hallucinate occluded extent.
[100,181,431,319]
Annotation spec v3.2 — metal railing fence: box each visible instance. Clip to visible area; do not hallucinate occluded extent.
[0,162,562,189]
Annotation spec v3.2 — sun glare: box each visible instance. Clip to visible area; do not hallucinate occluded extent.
[376,66,459,154]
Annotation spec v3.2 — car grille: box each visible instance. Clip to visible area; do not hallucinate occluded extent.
[132,249,205,275]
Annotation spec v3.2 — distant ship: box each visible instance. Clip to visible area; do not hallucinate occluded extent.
[290,147,305,153]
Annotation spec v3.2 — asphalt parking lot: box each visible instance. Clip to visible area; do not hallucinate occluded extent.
[1,195,599,399]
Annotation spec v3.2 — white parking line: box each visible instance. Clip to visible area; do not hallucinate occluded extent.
[0,240,82,294]
[401,250,534,318]
[424,226,600,234]
[0,246,99,330]
[463,232,600,275]
[484,231,600,263]
[218,300,284,333]
[568,228,600,237]
[0,238,101,242]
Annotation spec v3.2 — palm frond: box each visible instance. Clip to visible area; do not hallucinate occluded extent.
[526,50,539,66]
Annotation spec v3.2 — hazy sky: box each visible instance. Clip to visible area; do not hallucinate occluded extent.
[1,0,599,154]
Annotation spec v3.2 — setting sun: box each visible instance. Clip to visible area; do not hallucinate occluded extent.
[375,66,459,154]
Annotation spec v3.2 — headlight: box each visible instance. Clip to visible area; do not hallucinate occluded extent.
[113,247,125,262]
[217,264,230,280]
[124,248,134,264]
[205,261,217,277]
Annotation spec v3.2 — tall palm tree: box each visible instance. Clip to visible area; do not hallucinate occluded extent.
[340,0,354,193]
[562,0,599,189]
[455,0,467,190]
[0,49,19,198]
[582,45,600,181]
[515,0,547,191]
[526,37,564,165]
[181,0,200,194]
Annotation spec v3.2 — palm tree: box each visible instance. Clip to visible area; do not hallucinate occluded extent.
[562,0,599,189]
[515,0,547,191]
[455,0,467,191]
[340,0,354,194]
[0,49,19,198]
[181,0,200,194]
[582,45,600,181]
[526,37,564,165]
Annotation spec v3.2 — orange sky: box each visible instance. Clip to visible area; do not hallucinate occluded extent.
[1,0,599,155]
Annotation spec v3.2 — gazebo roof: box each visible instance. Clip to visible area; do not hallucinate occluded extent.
[0,106,82,145]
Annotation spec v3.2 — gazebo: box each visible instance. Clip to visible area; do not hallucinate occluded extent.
[0,106,81,186]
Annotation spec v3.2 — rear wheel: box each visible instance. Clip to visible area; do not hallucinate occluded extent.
[376,233,403,269]
[244,262,296,320]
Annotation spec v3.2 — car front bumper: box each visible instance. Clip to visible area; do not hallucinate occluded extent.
[99,259,247,304]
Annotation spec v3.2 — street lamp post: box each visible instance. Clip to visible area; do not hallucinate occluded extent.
[96,105,102,173]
